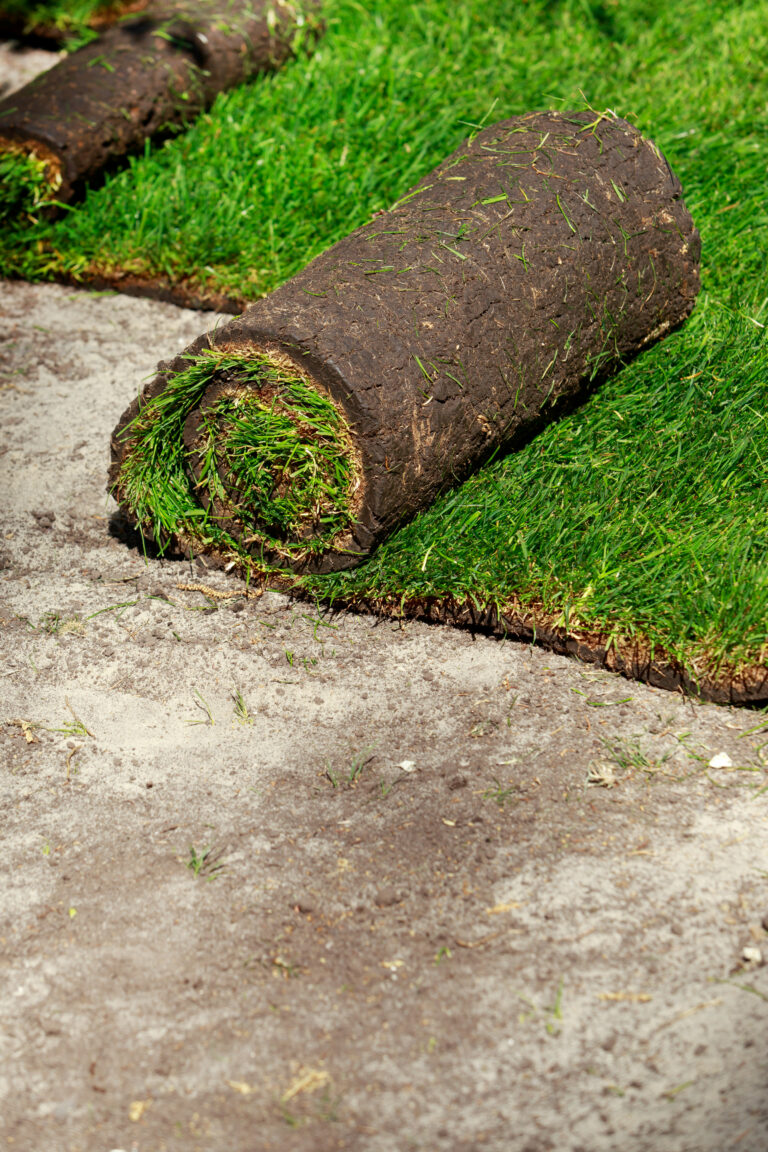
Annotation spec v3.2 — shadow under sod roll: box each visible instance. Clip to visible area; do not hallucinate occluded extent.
[110,109,700,575]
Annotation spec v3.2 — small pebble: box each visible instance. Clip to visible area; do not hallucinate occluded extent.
[374,886,399,908]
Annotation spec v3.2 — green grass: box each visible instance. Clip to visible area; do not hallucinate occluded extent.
[0,148,57,224]
[4,0,768,683]
[311,298,768,679]
[115,347,359,562]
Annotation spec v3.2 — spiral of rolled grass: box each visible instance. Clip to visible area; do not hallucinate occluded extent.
[114,347,362,567]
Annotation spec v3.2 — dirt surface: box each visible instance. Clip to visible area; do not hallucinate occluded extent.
[2,276,768,1152]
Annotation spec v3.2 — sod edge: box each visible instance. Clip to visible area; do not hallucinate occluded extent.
[141,552,768,705]
[112,345,365,567]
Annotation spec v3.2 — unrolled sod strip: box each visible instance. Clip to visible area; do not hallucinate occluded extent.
[0,0,320,221]
[110,109,701,575]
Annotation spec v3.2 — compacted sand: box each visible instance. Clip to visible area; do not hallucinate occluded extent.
[2,254,768,1152]
[1,41,767,1152]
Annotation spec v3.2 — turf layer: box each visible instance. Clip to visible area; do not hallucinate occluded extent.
[0,147,55,223]
[306,299,768,701]
[4,0,768,695]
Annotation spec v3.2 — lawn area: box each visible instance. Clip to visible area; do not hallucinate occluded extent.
[3,0,768,694]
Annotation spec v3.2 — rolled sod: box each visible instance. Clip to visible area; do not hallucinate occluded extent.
[110,110,700,575]
[0,0,320,220]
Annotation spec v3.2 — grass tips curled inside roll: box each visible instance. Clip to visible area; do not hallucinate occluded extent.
[114,347,360,565]
[0,148,57,225]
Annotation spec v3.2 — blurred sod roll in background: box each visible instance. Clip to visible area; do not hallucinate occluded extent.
[0,0,321,222]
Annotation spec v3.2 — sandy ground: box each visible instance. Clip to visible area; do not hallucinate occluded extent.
[2,263,768,1152]
[0,39,62,97]
[1,40,768,1152]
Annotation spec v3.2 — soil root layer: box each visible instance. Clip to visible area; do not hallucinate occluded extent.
[337,593,768,707]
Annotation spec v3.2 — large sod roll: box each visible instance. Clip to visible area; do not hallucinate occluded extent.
[110,110,700,575]
[0,0,320,221]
